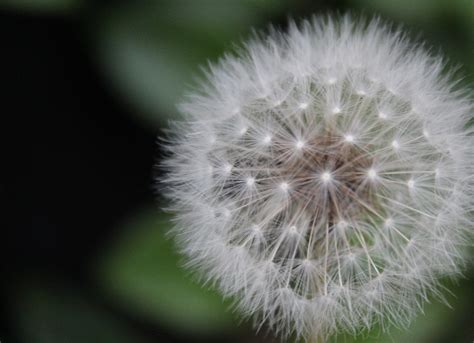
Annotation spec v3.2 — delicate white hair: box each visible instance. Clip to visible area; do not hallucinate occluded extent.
[161,15,473,341]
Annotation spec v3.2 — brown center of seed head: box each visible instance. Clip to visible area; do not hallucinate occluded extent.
[277,132,375,228]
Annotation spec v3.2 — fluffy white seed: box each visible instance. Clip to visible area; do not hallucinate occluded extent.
[295,140,305,149]
[344,134,355,143]
[279,182,290,191]
[262,134,272,145]
[368,168,377,179]
[299,102,309,110]
[320,171,332,183]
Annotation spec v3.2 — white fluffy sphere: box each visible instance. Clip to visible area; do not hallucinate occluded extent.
[162,16,473,341]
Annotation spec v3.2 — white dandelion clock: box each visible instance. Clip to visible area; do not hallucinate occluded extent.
[161,16,473,341]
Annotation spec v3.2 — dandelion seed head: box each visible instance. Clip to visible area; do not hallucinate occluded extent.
[162,15,474,341]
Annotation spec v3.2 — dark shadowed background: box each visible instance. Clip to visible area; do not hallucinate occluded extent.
[2,0,473,342]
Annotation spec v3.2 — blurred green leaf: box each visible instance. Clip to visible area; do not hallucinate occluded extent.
[352,0,445,21]
[12,280,151,343]
[91,0,287,127]
[0,0,82,13]
[96,209,238,335]
[450,0,474,35]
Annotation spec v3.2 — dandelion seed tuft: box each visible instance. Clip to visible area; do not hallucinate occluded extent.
[320,171,332,183]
